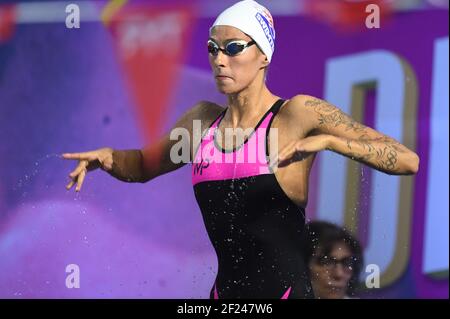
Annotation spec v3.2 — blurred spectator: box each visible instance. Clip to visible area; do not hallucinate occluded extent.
[302,221,363,299]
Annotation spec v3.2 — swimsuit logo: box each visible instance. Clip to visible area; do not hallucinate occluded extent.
[193,158,210,176]
[255,11,275,50]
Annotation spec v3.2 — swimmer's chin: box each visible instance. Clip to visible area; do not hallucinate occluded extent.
[215,84,240,95]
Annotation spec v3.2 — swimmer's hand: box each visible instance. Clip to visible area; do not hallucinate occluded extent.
[62,147,114,192]
[275,135,331,167]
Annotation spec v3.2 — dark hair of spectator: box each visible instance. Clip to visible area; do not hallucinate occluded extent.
[302,221,364,296]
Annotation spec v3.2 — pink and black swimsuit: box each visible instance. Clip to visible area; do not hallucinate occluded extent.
[191,99,314,299]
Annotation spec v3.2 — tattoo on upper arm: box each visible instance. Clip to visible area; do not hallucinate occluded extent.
[305,97,367,133]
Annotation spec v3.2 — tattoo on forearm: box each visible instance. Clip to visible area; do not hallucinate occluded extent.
[347,152,374,162]
[369,135,408,153]
[376,147,398,171]
[305,97,407,172]
[353,134,375,152]
[343,136,400,172]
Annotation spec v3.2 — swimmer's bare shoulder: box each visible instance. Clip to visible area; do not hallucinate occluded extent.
[177,100,225,137]
[271,94,316,139]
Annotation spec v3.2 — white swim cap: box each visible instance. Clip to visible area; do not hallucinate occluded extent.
[210,0,276,62]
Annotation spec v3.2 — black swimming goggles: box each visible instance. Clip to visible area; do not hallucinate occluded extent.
[207,39,256,57]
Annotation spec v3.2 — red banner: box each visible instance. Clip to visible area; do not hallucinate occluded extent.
[109,5,194,144]
[0,5,16,43]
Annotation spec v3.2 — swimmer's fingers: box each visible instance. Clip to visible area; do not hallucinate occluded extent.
[66,179,75,190]
[63,149,113,190]
[292,135,332,153]
[277,140,316,167]
[66,160,88,191]
[68,160,89,180]
[63,149,113,171]
[62,152,96,162]
[279,136,333,166]
[66,160,89,192]
[277,141,298,165]
[269,142,292,169]
[75,169,87,192]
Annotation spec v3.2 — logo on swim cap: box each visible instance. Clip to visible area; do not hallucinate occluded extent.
[255,11,275,51]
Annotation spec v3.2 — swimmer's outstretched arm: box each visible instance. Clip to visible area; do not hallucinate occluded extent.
[63,101,223,192]
[277,95,419,175]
